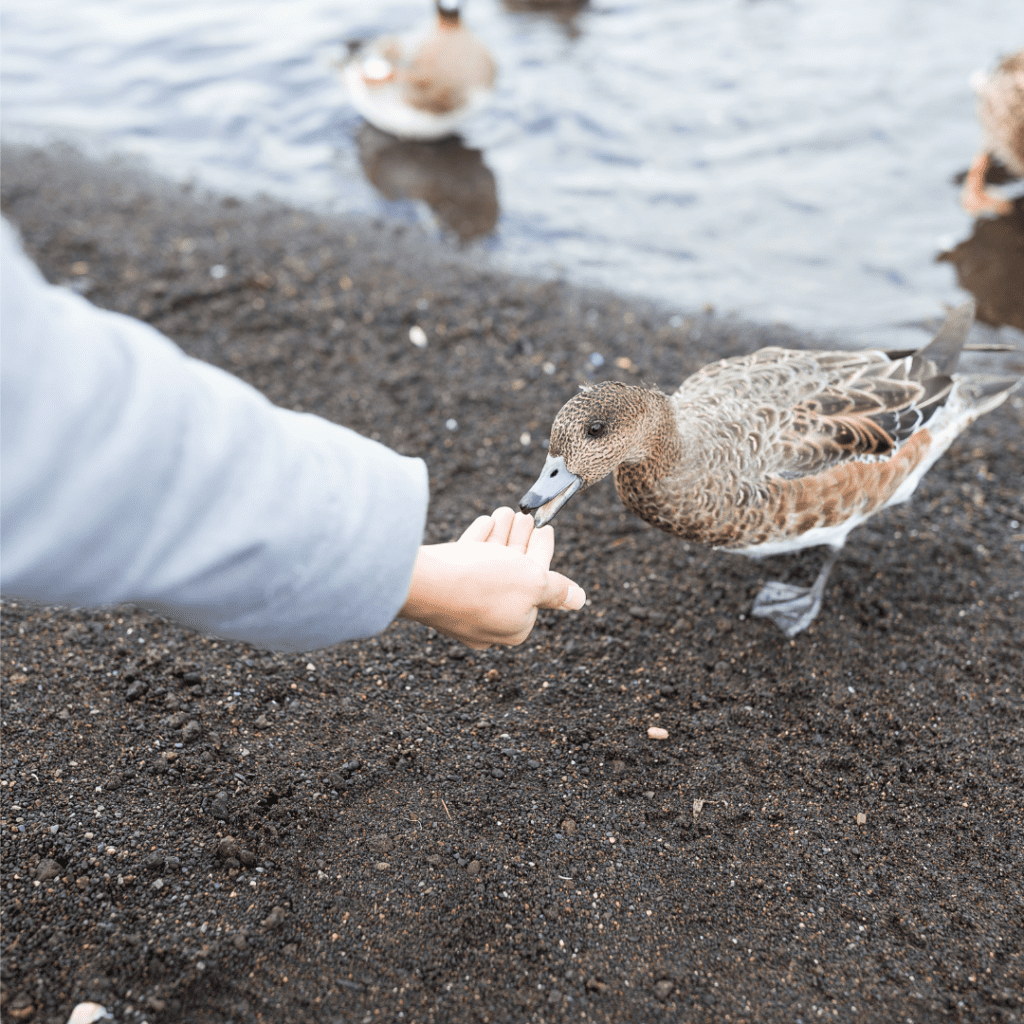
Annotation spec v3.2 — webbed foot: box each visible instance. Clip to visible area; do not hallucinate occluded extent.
[750,548,840,638]
[751,581,824,638]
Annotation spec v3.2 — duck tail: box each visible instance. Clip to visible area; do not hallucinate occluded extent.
[912,299,975,378]
[957,374,1022,414]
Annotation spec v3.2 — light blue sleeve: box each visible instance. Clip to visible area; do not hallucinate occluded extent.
[0,220,429,652]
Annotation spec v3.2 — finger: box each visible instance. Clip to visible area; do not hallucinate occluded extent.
[537,571,586,611]
[459,514,494,543]
[485,506,516,545]
[524,523,555,570]
[506,511,534,554]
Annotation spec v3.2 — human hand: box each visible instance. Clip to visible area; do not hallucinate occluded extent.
[398,506,586,649]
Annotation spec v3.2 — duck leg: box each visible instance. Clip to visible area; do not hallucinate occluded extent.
[750,548,840,638]
[961,151,1012,217]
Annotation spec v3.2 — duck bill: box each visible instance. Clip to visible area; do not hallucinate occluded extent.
[519,454,583,527]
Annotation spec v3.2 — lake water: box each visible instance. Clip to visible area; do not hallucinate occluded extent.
[2,0,1023,344]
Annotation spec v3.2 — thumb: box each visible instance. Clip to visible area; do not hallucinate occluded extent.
[537,571,587,611]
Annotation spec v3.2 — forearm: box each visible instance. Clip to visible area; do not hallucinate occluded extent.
[1,221,428,651]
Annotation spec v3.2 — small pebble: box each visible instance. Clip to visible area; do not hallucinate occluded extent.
[409,325,428,348]
[143,852,165,872]
[261,905,288,929]
[654,980,675,1000]
[36,858,62,881]
[181,720,202,743]
[125,680,147,701]
[216,836,240,860]
[857,812,867,825]
[211,792,230,820]
[647,726,669,740]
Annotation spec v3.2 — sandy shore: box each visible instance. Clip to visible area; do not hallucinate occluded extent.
[2,143,1022,1024]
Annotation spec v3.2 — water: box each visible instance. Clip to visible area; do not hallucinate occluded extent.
[3,0,1023,344]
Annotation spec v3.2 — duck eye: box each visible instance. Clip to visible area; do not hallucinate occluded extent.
[587,421,607,438]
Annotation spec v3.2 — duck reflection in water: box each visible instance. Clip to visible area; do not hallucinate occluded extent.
[357,123,499,243]
[938,194,1024,332]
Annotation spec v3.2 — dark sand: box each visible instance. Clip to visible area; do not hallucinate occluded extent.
[2,144,1022,1024]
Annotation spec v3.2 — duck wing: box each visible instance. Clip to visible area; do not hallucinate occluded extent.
[676,302,977,481]
[772,349,955,478]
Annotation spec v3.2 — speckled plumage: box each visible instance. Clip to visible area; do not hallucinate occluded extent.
[521,302,1020,634]
[978,50,1024,178]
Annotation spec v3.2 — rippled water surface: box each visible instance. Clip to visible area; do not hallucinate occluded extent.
[3,0,1023,341]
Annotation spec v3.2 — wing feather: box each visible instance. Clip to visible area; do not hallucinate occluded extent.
[675,303,975,481]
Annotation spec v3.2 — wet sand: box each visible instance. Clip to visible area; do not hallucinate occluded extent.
[1,144,1022,1024]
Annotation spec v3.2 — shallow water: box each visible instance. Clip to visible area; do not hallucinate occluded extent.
[2,0,1022,343]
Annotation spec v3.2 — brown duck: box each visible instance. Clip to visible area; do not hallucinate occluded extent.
[961,49,1024,217]
[520,302,1019,637]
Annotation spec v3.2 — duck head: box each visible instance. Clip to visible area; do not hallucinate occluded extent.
[436,0,462,25]
[520,381,665,526]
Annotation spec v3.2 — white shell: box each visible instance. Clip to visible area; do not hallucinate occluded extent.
[66,1004,113,1024]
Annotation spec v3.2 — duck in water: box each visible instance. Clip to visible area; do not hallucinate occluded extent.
[342,0,496,141]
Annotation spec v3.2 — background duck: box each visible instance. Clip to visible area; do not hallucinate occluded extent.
[520,302,1020,637]
[342,0,497,141]
[961,49,1024,217]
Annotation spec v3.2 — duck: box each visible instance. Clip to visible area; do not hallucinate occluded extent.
[520,301,1020,637]
[961,50,1024,217]
[341,0,497,142]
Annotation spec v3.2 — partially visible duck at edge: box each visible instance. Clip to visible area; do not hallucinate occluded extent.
[342,0,497,141]
[961,49,1024,217]
[520,302,1020,637]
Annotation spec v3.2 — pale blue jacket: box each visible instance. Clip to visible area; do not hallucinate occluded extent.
[0,220,428,651]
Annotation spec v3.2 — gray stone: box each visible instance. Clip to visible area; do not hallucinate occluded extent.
[654,980,674,1000]
[35,858,62,881]
[125,680,148,701]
